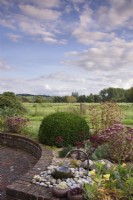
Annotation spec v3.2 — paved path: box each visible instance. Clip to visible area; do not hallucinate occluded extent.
[0,146,37,200]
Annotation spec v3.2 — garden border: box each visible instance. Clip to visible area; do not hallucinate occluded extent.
[0,132,58,200]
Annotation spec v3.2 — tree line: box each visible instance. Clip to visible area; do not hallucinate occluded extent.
[54,87,133,103]
[16,87,133,103]
[0,87,132,103]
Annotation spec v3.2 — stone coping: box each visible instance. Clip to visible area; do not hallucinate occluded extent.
[0,132,42,159]
[0,132,58,200]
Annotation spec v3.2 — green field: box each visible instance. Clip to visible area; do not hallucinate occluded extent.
[23,103,133,139]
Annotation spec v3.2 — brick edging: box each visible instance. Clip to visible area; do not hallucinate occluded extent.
[0,132,57,200]
[0,132,42,159]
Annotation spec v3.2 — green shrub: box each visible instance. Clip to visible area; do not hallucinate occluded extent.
[91,143,109,160]
[0,92,26,115]
[38,112,90,147]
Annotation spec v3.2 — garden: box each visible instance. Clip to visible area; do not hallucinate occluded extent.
[0,92,133,200]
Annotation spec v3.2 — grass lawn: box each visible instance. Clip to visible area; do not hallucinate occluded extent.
[23,102,133,139]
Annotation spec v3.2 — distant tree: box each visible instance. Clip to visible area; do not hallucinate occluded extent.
[18,96,31,103]
[71,92,79,101]
[86,94,94,103]
[78,95,87,102]
[34,95,45,103]
[93,94,101,103]
[99,88,126,102]
[64,96,77,103]
[99,89,109,101]
[126,87,133,102]
[53,96,65,103]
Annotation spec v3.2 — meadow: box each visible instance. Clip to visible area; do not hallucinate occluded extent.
[23,102,133,139]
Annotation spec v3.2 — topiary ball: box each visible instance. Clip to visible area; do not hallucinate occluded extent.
[38,112,90,147]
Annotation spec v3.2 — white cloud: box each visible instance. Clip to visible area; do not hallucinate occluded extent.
[63,39,133,72]
[73,30,112,44]
[6,33,21,42]
[0,0,133,95]
[71,1,133,45]
[27,0,61,8]
[0,1,65,45]
[19,18,66,44]
[0,18,15,29]
[19,20,54,36]
[19,5,61,21]
[0,59,12,71]
[96,0,133,30]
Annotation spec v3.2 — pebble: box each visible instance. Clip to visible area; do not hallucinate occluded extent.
[32,164,92,188]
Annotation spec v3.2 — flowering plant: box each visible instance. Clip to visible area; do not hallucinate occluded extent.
[56,181,68,190]
[90,124,133,162]
[84,162,133,199]
[4,116,29,133]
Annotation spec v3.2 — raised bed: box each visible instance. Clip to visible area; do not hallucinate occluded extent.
[0,133,55,200]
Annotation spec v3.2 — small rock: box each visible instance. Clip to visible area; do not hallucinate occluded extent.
[46,181,51,185]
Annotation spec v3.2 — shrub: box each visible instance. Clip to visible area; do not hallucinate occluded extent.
[38,112,90,147]
[91,143,109,160]
[88,101,124,133]
[4,116,29,133]
[0,92,26,115]
[91,124,133,162]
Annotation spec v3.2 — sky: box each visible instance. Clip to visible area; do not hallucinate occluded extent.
[0,0,133,96]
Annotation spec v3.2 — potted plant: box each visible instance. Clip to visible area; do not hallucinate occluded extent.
[67,187,84,200]
[52,181,69,198]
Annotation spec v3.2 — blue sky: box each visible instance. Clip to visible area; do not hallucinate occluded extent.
[0,0,133,95]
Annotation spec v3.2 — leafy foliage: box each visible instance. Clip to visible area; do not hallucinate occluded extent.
[3,116,29,133]
[83,183,99,200]
[90,124,133,162]
[38,112,90,147]
[88,101,124,133]
[58,145,73,158]
[0,92,26,115]
[91,144,109,160]
[83,162,133,199]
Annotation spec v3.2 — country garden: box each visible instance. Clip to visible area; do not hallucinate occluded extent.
[0,91,133,200]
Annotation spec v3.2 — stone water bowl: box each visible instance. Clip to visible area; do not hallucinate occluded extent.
[52,165,74,179]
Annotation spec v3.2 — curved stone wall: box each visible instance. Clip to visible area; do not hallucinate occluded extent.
[0,132,53,200]
[0,132,42,159]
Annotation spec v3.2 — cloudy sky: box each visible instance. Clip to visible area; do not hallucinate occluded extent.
[0,0,133,96]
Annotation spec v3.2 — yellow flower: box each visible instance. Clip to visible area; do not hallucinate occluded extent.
[121,163,126,167]
[89,169,96,176]
[103,174,110,180]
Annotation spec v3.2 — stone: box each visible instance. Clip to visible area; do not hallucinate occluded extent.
[99,159,113,169]
[81,159,94,169]
[57,179,62,184]
[32,164,93,189]
[51,179,57,184]
[46,181,51,185]
[40,182,46,186]
[52,166,74,179]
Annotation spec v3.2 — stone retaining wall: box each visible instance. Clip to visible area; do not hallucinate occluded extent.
[0,132,55,200]
[0,132,42,159]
